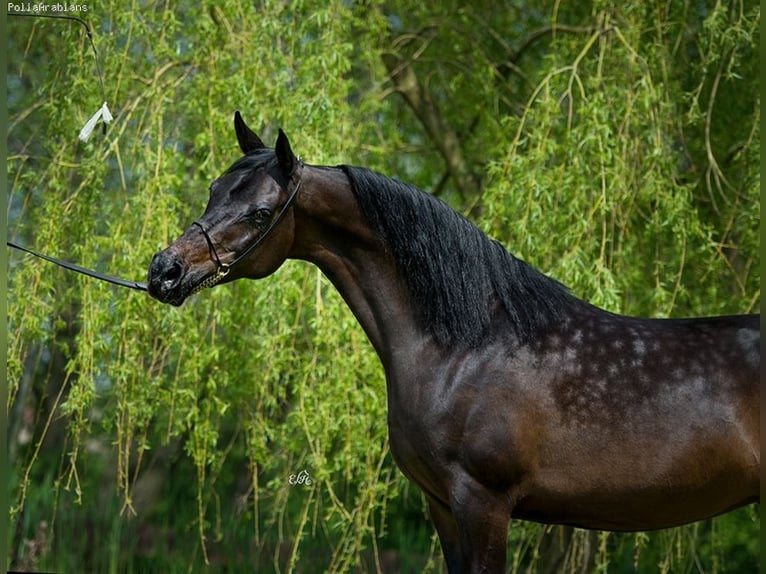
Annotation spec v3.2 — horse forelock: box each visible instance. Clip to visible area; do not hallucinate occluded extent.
[224,149,276,175]
[340,165,575,348]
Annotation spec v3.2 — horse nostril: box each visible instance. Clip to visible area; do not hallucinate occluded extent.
[164,260,183,283]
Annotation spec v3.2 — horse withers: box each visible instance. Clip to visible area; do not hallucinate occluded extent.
[147,112,760,573]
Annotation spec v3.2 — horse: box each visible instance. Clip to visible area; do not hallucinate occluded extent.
[147,112,760,573]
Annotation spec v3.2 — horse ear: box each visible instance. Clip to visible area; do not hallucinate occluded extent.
[275,128,297,176]
[234,111,265,154]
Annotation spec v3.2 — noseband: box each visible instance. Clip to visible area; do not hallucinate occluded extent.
[190,161,303,295]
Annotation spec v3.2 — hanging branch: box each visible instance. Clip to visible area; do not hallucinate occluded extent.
[8,11,113,140]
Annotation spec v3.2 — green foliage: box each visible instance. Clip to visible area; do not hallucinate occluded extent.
[7,1,759,572]
[483,3,759,318]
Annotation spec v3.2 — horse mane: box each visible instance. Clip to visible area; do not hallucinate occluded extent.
[340,165,576,348]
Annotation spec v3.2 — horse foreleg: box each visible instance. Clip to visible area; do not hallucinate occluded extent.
[427,495,465,573]
[451,476,512,574]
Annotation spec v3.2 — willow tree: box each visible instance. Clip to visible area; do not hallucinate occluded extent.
[7,1,759,572]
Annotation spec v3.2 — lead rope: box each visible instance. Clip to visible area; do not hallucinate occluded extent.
[7,239,148,291]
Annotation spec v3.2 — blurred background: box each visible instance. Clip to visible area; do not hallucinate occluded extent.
[6,1,759,572]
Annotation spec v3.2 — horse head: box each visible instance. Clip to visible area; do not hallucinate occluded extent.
[147,112,302,305]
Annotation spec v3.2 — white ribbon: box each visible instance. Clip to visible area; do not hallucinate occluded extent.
[78,102,113,141]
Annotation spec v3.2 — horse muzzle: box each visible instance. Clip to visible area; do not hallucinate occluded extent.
[147,249,189,306]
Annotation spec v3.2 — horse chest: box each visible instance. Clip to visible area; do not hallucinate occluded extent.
[383,350,535,495]
[383,360,466,496]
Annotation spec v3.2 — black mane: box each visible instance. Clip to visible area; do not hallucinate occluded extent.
[341,165,575,347]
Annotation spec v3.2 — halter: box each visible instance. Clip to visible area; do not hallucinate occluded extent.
[189,160,303,295]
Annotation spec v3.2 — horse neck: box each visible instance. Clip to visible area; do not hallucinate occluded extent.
[289,166,425,367]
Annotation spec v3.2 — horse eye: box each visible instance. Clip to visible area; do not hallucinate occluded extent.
[249,208,272,222]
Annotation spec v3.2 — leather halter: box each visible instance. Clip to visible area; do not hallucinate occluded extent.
[189,160,303,295]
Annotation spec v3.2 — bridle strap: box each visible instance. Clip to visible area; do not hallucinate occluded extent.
[192,221,229,273]
[7,239,148,291]
[190,160,304,291]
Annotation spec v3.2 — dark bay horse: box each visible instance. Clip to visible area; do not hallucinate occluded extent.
[147,112,760,573]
